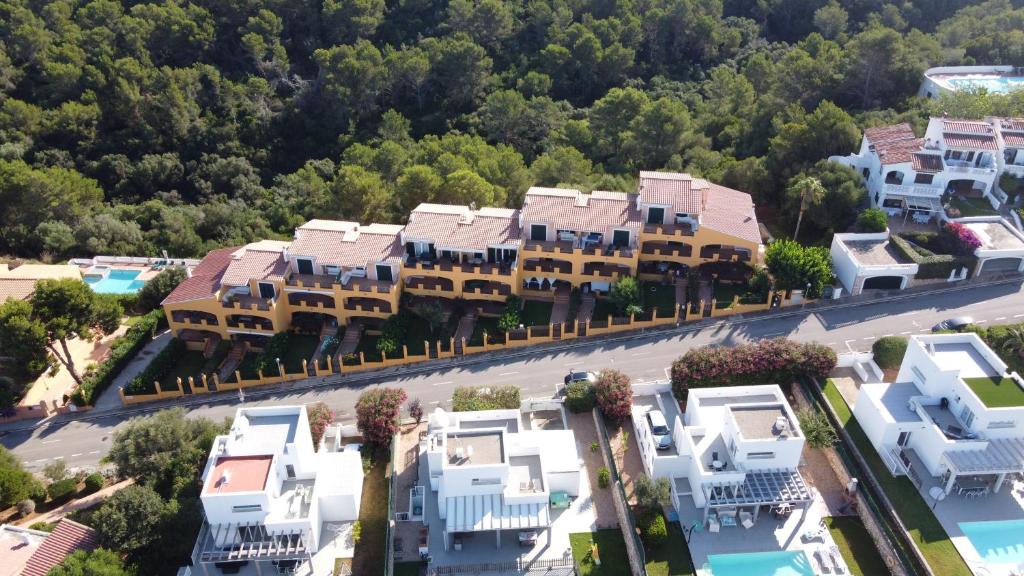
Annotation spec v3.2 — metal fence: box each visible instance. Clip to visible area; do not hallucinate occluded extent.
[592,408,647,576]
[427,556,577,575]
[385,433,399,576]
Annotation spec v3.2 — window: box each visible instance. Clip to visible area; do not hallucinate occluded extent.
[530,224,547,242]
[897,431,912,447]
[258,282,276,299]
[914,173,934,184]
[232,504,263,513]
[376,264,394,283]
[296,258,314,275]
[988,421,1016,430]
[747,452,775,459]
[324,265,340,276]
[612,229,630,247]
[471,478,501,486]
[959,405,976,429]
[647,206,665,225]
[911,366,926,386]
[286,464,295,479]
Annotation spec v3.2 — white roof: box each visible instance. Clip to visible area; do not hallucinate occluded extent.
[445,494,550,532]
[945,438,1024,474]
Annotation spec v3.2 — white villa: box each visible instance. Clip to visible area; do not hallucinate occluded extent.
[422,407,582,553]
[185,406,364,576]
[854,334,1024,496]
[829,117,1024,220]
[630,383,811,525]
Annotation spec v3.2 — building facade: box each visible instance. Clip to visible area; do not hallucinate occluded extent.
[161,171,764,347]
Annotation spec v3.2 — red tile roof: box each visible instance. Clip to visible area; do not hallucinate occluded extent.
[0,278,38,302]
[637,171,703,214]
[161,246,238,306]
[521,188,642,234]
[864,123,915,144]
[405,204,521,250]
[876,138,925,165]
[943,133,998,150]
[21,519,98,576]
[702,184,762,245]
[290,220,405,268]
[1004,133,1024,148]
[912,153,944,172]
[999,118,1024,131]
[221,243,290,286]
[942,119,994,135]
[203,455,273,495]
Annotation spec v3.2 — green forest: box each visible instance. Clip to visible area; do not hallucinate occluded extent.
[3,0,1024,260]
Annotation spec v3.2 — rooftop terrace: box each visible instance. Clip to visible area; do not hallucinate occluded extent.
[928,341,1000,378]
[446,430,504,466]
[204,455,272,495]
[962,220,1024,250]
[729,406,797,440]
[842,238,914,266]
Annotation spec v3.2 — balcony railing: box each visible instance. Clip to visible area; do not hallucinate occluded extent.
[405,276,455,291]
[582,262,631,278]
[522,239,576,254]
[1005,163,1024,176]
[643,222,695,237]
[285,273,338,290]
[522,259,573,275]
[287,292,336,309]
[171,311,219,326]
[463,281,512,297]
[343,298,393,313]
[581,244,635,259]
[221,294,274,311]
[225,317,274,331]
[883,183,943,198]
[641,242,693,257]
[945,159,997,175]
[340,276,395,294]
[404,258,515,277]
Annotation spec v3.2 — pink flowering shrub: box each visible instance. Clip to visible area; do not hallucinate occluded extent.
[356,387,408,449]
[594,369,633,424]
[307,402,335,447]
[943,222,982,256]
[670,338,837,399]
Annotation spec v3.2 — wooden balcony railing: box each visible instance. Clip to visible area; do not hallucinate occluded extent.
[405,276,455,291]
[404,258,515,277]
[641,242,693,257]
[582,262,631,278]
[522,240,575,254]
[343,298,393,313]
[643,222,696,237]
[522,259,573,274]
[285,273,339,290]
[287,292,336,309]
[339,277,395,294]
[221,295,274,311]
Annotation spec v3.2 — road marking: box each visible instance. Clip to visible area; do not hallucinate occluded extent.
[41,440,61,444]
[89,451,100,455]
[900,331,912,335]
[995,317,1007,321]
[53,456,63,460]
[70,453,82,457]
[631,352,650,357]
[429,401,440,405]
[498,371,519,376]
[881,334,893,338]
[33,459,48,463]
[825,342,836,346]
[976,319,988,324]
[1014,313,1024,318]
[433,381,452,386]
[565,361,584,366]
[862,337,875,341]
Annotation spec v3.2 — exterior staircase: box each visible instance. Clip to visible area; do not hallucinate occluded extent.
[454,310,477,353]
[215,342,247,389]
[201,334,222,358]
[337,319,364,360]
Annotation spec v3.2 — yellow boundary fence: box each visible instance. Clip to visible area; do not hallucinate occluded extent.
[120,293,797,406]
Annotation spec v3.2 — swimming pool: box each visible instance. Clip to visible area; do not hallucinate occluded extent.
[707,551,814,576]
[85,269,146,294]
[948,76,1024,94]
[959,519,1024,566]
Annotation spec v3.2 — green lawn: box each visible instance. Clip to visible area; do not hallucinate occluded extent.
[521,299,553,326]
[963,376,1024,408]
[282,334,320,372]
[591,298,618,321]
[948,195,998,217]
[641,281,676,316]
[822,379,971,576]
[355,334,382,362]
[645,522,695,576]
[158,350,207,392]
[393,562,421,576]
[468,316,502,346]
[713,282,756,309]
[570,530,630,576]
[825,516,891,576]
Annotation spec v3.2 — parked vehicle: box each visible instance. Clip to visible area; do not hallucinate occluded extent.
[647,410,673,450]
[932,316,974,332]
[564,370,597,385]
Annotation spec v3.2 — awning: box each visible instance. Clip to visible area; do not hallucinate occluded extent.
[886,193,944,213]
[444,495,550,533]
[945,438,1024,474]
[703,470,813,507]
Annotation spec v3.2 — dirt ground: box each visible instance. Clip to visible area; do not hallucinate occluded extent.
[566,411,619,529]
[20,323,130,407]
[608,417,645,507]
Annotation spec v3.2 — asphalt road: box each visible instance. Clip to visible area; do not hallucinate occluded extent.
[5,280,1024,472]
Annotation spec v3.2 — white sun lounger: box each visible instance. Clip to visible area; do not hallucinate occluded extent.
[813,547,831,574]
[829,545,845,574]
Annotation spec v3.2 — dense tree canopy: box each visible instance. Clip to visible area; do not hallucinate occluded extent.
[1,0,1022,262]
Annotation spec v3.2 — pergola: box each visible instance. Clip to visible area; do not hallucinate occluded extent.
[701,469,814,523]
[195,522,311,576]
[941,437,1024,495]
[886,193,944,224]
[443,494,551,550]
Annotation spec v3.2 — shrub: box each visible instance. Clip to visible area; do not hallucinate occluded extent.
[748,267,772,301]
[498,295,522,331]
[594,369,632,424]
[890,233,975,279]
[640,511,668,548]
[408,398,424,423]
[377,311,411,356]
[872,336,908,369]
[855,208,888,232]
[943,221,982,255]
[43,460,68,482]
[1001,172,1024,201]
[17,498,35,516]
[633,476,670,509]
[124,337,186,394]
[597,467,610,489]
[47,478,78,501]
[451,385,521,411]
[564,380,595,413]
[84,472,105,494]
[351,520,362,544]
[670,338,837,398]
[257,332,290,375]
[307,402,335,447]
[29,521,55,532]
[609,277,642,315]
[72,309,165,405]
[798,408,838,448]
[356,387,408,449]
[138,267,187,312]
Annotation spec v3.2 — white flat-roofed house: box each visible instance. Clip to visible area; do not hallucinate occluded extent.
[423,407,581,552]
[956,217,1024,277]
[630,382,811,525]
[853,334,1024,496]
[189,405,363,576]
[830,230,920,295]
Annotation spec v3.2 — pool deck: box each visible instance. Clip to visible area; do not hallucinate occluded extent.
[76,263,163,282]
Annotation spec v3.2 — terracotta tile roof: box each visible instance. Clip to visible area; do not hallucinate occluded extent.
[290,220,405,268]
[864,123,915,144]
[521,188,642,234]
[637,171,703,214]
[876,138,925,165]
[702,184,762,245]
[0,278,38,301]
[161,246,238,306]
[999,118,1024,131]
[912,153,944,172]
[405,204,521,250]
[1004,133,1024,147]
[21,519,98,576]
[943,133,998,150]
[220,242,290,286]
[942,119,994,135]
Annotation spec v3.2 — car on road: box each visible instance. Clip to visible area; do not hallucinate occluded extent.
[564,370,597,385]
[646,410,673,450]
[932,316,974,332]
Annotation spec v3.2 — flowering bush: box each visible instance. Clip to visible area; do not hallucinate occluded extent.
[307,402,335,447]
[670,338,837,399]
[943,222,982,255]
[356,388,408,449]
[594,369,633,424]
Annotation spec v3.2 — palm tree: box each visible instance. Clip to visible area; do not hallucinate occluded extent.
[791,176,826,241]
[1001,327,1024,359]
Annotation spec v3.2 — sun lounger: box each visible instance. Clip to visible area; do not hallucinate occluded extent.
[813,547,831,574]
[829,545,845,574]
[708,516,720,533]
[739,511,754,529]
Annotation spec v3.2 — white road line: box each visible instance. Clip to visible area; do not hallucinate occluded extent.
[862,337,875,341]
[429,401,440,405]
[976,319,988,324]
[995,317,1007,321]
[881,334,893,338]
[33,459,48,463]
[53,456,63,460]
[41,440,61,444]
[632,352,651,357]
[565,361,584,366]
[498,371,519,376]
[70,453,82,457]
[88,451,100,455]
[900,331,912,335]
[1015,313,1024,318]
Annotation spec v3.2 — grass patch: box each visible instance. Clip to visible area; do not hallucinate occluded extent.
[591,298,618,322]
[963,376,1024,408]
[570,530,630,575]
[645,521,695,576]
[822,379,971,576]
[393,562,422,576]
[236,351,260,380]
[713,282,756,309]
[521,299,553,326]
[281,334,320,372]
[825,516,891,576]
[158,350,206,392]
[641,281,676,316]
[469,316,501,346]
[351,456,388,575]
[948,196,998,217]
[356,334,382,362]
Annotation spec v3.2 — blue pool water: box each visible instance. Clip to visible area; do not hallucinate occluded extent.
[85,269,146,294]
[948,76,1024,94]
[707,551,814,576]
[960,519,1024,566]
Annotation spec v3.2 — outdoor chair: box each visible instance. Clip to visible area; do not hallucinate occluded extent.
[708,515,720,533]
[829,545,846,574]
[813,547,831,574]
[739,511,754,529]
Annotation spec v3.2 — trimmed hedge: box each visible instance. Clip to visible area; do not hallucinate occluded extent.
[890,233,975,280]
[84,472,105,494]
[72,310,165,406]
[640,510,668,548]
[124,337,186,395]
[564,380,596,413]
[451,385,521,411]
[47,478,78,501]
[872,336,907,369]
[670,338,836,398]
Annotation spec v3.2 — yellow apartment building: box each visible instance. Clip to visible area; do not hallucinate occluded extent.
[161,171,764,347]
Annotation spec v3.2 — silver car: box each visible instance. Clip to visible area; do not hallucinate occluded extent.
[647,410,672,450]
